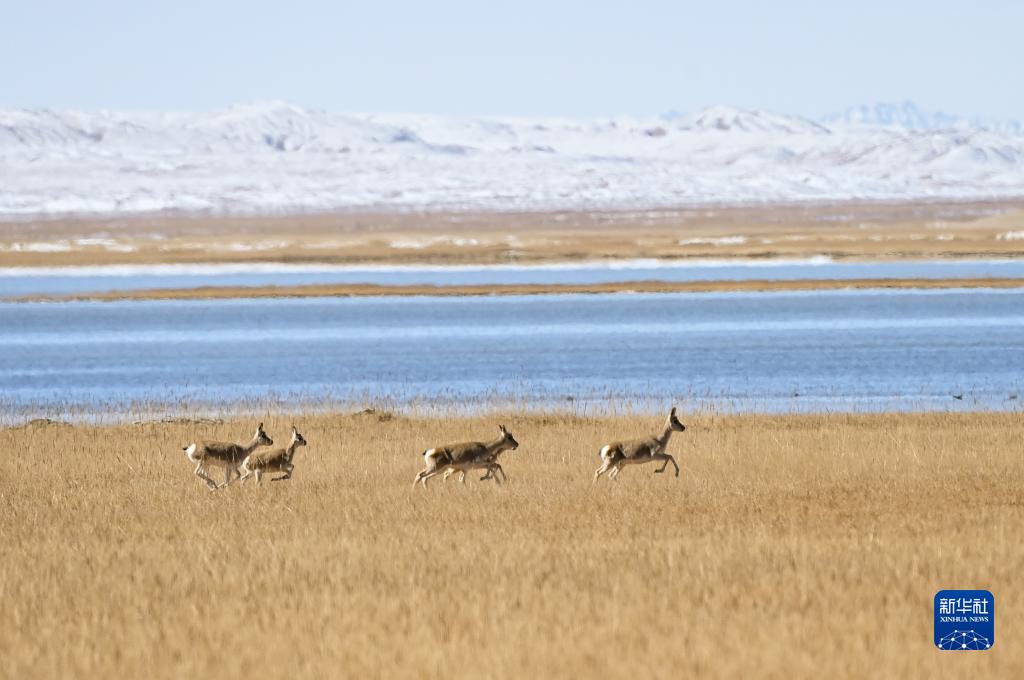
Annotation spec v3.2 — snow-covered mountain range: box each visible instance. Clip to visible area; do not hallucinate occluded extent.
[822,101,1024,136]
[1,101,1022,216]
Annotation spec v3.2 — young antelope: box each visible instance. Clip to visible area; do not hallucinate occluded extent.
[442,445,511,483]
[413,425,519,488]
[183,422,273,490]
[236,425,307,485]
[594,407,686,482]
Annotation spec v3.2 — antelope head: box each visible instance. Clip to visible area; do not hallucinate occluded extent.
[498,424,519,451]
[255,422,274,446]
[668,407,686,432]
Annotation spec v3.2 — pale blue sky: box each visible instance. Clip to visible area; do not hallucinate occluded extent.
[2,0,1020,118]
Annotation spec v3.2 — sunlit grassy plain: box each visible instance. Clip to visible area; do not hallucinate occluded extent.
[1,410,1021,678]
[3,201,1023,268]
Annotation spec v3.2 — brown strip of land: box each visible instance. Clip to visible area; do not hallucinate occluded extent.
[2,201,1023,267]
[20,277,1024,302]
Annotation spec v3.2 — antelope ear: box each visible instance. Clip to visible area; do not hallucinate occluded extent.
[670,407,676,416]
[499,424,507,433]
[258,422,264,429]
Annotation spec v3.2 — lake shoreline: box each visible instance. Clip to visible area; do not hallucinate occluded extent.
[4,404,1020,430]
[13,275,1024,302]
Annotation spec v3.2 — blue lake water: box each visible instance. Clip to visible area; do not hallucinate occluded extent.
[1,288,1021,421]
[2,258,1024,297]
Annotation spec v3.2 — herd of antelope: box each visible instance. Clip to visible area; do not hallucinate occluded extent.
[183,407,687,491]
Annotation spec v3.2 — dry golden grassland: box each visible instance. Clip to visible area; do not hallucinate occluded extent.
[1,411,1021,678]
[3,201,1023,268]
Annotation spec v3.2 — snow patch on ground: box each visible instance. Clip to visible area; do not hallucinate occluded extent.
[679,236,749,246]
[1,238,137,253]
[389,237,481,249]
[2,242,74,253]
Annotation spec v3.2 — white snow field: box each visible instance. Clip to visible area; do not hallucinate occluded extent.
[1,101,1022,217]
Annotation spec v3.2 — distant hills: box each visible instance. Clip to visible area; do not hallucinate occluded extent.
[822,101,1023,135]
[1,101,1022,216]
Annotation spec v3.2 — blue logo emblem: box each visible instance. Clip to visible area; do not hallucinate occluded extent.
[935,590,994,650]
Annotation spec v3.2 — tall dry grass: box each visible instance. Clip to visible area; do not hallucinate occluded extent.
[0,411,1020,678]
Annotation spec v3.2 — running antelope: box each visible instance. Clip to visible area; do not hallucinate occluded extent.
[413,425,519,488]
[443,446,510,484]
[594,407,686,482]
[236,425,308,485]
[442,435,515,484]
[183,422,273,490]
